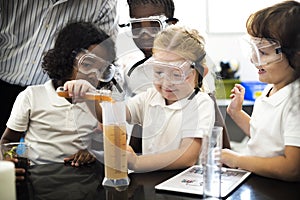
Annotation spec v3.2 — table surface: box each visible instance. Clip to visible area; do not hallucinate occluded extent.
[17,161,300,200]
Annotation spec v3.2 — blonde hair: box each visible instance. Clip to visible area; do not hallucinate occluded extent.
[153,25,206,65]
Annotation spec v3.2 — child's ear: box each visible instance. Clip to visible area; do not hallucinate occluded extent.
[203,65,208,77]
[69,67,78,80]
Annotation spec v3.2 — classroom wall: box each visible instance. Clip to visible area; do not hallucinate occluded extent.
[116,0,285,81]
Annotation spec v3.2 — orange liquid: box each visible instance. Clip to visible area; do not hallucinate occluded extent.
[57,89,114,102]
[103,125,128,179]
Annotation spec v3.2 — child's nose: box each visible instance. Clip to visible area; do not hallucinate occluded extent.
[160,75,173,85]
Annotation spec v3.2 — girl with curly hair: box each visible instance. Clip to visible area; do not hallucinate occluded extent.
[1,21,117,180]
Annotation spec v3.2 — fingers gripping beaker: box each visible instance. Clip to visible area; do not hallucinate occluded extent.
[101,100,130,190]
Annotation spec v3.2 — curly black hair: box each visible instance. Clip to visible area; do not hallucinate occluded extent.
[127,0,175,18]
[42,21,116,86]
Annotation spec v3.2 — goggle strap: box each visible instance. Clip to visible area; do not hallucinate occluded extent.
[188,87,200,100]
[111,77,123,93]
[127,57,150,77]
[276,47,282,54]
[119,23,130,28]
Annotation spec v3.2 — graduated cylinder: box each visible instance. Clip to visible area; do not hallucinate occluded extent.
[101,100,130,189]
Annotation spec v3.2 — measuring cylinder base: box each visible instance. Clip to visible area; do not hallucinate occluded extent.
[102,177,130,191]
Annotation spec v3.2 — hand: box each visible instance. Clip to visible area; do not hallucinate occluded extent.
[63,80,96,101]
[5,158,27,181]
[220,149,241,169]
[126,145,138,170]
[64,149,96,167]
[227,84,245,116]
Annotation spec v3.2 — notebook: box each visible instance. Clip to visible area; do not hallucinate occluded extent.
[155,165,251,198]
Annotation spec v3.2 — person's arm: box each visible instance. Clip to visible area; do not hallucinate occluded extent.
[227,84,251,137]
[1,128,27,181]
[221,146,300,182]
[62,80,104,122]
[1,128,23,144]
[127,138,201,172]
[84,100,103,123]
[95,0,118,39]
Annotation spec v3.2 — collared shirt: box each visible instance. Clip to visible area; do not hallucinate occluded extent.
[6,80,100,165]
[116,49,151,97]
[127,87,215,155]
[0,0,118,86]
[247,81,300,157]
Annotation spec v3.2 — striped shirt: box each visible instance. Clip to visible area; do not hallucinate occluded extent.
[0,0,119,86]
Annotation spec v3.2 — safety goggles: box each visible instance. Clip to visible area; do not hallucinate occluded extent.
[127,15,169,38]
[142,57,194,84]
[76,50,116,82]
[240,35,282,66]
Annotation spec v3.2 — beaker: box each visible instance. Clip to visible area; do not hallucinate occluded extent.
[203,126,223,199]
[101,100,130,190]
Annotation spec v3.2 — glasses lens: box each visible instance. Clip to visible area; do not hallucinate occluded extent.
[97,64,116,82]
[143,60,188,84]
[241,36,282,66]
[131,20,161,29]
[130,18,163,38]
[78,54,115,82]
[78,55,97,74]
[251,43,282,66]
[131,27,161,38]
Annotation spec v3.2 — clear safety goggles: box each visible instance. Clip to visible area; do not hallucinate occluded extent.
[76,50,116,82]
[142,57,194,84]
[240,35,282,66]
[127,15,169,38]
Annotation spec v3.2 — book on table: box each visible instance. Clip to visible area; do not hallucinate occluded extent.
[155,165,251,198]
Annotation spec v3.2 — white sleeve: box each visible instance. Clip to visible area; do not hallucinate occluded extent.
[6,89,31,131]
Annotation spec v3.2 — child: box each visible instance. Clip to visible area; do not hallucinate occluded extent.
[126,25,215,172]
[119,0,230,152]
[121,0,178,96]
[0,22,117,179]
[64,25,215,172]
[221,0,300,182]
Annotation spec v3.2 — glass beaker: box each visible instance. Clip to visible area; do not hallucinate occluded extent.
[202,126,223,199]
[101,100,130,190]
[1,142,31,179]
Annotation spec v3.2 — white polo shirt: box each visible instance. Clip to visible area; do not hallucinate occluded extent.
[7,80,100,165]
[246,81,300,157]
[127,88,215,155]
